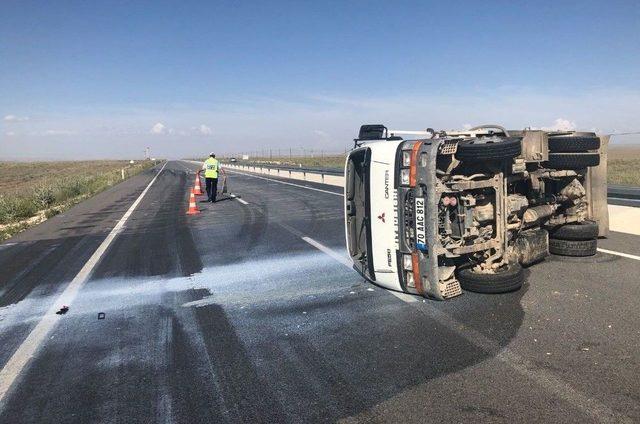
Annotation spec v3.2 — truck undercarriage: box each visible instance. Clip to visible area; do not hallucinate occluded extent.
[346,125,609,300]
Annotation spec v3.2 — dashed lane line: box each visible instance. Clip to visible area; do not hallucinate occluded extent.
[301,236,352,268]
[229,194,249,205]
[175,161,195,173]
[0,162,168,407]
[300,235,418,303]
[278,220,417,303]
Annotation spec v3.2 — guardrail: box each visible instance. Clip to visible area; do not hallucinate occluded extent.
[225,162,640,200]
[223,163,344,187]
[227,162,343,176]
[608,185,640,200]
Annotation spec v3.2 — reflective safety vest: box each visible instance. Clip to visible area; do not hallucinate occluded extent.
[204,157,219,178]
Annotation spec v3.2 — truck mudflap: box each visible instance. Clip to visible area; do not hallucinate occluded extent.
[416,140,462,300]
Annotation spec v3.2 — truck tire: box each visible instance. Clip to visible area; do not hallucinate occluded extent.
[455,137,522,162]
[549,238,597,257]
[457,263,524,294]
[549,220,599,241]
[545,153,600,169]
[548,136,600,152]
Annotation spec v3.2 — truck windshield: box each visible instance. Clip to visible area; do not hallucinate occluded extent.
[346,148,375,280]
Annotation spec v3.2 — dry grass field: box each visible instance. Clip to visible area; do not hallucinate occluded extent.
[0,161,139,196]
[0,160,159,240]
[234,155,346,170]
[607,145,640,186]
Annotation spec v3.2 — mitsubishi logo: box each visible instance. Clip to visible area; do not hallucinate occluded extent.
[377,212,385,223]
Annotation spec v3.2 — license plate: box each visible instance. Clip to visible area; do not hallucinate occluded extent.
[415,197,427,251]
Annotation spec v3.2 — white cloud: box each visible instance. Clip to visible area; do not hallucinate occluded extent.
[3,114,29,122]
[542,118,577,131]
[198,124,212,135]
[150,122,166,134]
[314,129,329,138]
[5,131,15,136]
[43,129,76,135]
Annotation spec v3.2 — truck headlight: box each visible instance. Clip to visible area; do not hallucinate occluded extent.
[403,254,413,270]
[405,271,415,288]
[400,169,410,185]
[402,151,411,167]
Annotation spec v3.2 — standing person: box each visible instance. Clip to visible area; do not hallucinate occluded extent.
[202,152,221,202]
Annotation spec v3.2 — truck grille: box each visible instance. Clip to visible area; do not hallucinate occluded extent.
[443,280,462,298]
[403,190,415,247]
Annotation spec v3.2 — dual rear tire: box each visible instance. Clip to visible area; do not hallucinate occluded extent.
[545,133,601,170]
[549,220,598,257]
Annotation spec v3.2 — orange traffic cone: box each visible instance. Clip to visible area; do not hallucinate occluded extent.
[193,171,203,195]
[187,189,199,215]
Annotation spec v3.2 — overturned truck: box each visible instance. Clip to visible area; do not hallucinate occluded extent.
[344,124,608,299]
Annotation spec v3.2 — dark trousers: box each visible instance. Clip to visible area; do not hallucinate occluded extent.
[205,177,218,202]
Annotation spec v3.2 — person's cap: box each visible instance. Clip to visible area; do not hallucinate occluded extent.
[209,152,215,156]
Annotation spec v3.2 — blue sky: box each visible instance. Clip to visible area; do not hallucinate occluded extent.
[1,0,639,159]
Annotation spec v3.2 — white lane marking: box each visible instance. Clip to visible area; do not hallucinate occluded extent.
[381,288,418,302]
[597,248,640,261]
[225,169,343,197]
[229,194,248,205]
[301,236,351,267]
[300,236,418,303]
[175,161,195,173]
[280,223,418,303]
[0,161,168,405]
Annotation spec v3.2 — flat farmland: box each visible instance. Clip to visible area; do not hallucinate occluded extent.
[608,145,640,186]
[0,160,159,239]
[0,161,138,195]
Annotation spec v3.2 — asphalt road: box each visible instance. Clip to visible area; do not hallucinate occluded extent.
[0,160,638,423]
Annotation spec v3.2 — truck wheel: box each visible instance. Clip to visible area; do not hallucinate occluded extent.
[549,238,597,257]
[545,153,600,169]
[456,263,524,294]
[548,135,600,152]
[549,220,599,241]
[455,137,522,162]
